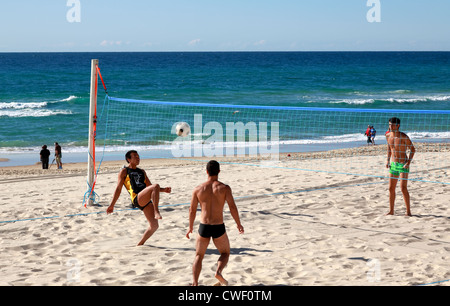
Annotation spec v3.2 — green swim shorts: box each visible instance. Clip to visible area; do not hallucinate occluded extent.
[389,162,410,176]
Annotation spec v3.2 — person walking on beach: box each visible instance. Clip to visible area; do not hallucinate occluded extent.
[386,117,415,216]
[40,145,51,169]
[370,126,377,145]
[364,125,372,146]
[54,142,63,169]
[107,150,172,246]
[186,160,244,286]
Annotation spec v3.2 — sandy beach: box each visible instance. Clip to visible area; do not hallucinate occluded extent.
[0,145,449,286]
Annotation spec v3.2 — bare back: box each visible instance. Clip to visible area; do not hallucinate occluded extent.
[194,180,229,225]
[387,131,414,164]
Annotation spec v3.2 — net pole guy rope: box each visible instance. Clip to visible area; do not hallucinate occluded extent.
[87,59,99,206]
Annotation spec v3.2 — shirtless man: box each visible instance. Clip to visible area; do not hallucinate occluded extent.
[386,117,415,216]
[186,160,244,286]
[107,150,171,245]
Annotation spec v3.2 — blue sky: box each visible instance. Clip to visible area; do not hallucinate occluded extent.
[1,0,449,52]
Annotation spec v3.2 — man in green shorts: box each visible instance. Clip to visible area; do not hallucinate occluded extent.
[386,117,415,216]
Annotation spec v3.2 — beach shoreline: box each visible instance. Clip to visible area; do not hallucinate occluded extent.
[0,143,449,286]
[1,141,448,169]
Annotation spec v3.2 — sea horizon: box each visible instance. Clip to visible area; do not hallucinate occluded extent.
[2,50,450,55]
[1,51,449,167]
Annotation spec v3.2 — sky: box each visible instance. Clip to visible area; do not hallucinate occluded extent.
[0,0,450,52]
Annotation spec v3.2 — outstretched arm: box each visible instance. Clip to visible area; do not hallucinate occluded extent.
[107,168,126,214]
[225,186,244,234]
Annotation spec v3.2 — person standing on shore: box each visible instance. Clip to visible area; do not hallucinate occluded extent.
[186,160,244,286]
[54,142,62,169]
[40,145,51,169]
[386,117,415,216]
[364,125,372,146]
[370,125,377,145]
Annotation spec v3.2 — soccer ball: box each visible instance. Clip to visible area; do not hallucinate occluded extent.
[175,122,191,137]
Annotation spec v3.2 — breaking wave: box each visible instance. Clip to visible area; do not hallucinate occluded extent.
[0,96,78,118]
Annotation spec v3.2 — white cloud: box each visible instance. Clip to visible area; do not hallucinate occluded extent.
[188,38,201,46]
[254,40,266,46]
[100,40,126,47]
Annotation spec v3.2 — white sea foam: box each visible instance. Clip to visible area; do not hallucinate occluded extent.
[408,131,450,140]
[331,99,375,105]
[0,101,48,110]
[0,109,73,118]
[0,96,79,109]
[331,95,450,105]
[60,95,78,102]
[2,130,447,155]
[0,96,78,117]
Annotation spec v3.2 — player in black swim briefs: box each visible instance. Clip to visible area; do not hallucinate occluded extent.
[186,160,244,286]
[198,223,226,239]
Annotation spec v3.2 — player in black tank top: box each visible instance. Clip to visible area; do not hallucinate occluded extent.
[107,150,172,245]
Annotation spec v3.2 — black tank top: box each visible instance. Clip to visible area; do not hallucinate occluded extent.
[123,167,148,202]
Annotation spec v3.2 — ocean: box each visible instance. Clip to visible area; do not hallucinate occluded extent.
[1,52,449,166]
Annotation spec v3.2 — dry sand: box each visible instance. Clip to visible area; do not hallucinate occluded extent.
[0,146,449,286]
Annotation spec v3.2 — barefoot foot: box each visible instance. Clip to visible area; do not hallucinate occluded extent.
[214,273,228,286]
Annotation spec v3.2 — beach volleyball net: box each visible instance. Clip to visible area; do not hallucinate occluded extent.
[95,95,450,185]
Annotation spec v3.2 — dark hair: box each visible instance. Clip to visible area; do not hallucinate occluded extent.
[125,150,138,162]
[389,117,401,125]
[206,160,220,176]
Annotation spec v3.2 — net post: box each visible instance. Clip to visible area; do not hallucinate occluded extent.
[87,59,99,206]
